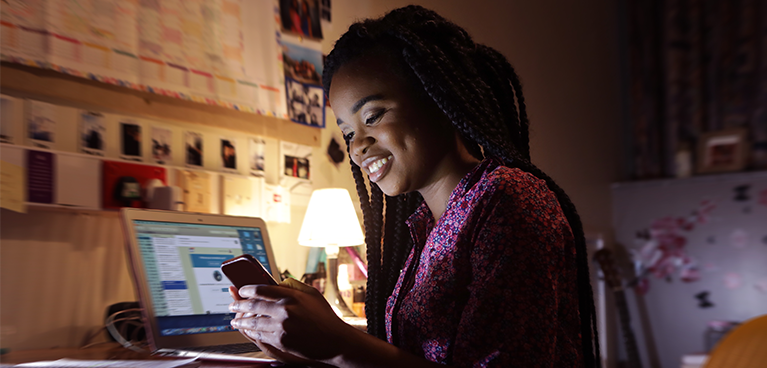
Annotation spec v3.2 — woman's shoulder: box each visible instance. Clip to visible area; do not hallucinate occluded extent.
[480,164,552,198]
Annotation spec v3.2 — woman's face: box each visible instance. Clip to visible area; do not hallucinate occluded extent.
[329,52,457,197]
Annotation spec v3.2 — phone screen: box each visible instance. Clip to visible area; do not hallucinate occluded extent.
[221,254,278,289]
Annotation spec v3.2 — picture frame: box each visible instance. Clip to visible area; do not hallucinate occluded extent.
[696,127,749,174]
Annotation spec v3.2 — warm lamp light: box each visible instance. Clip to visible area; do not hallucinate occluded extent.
[298,188,364,317]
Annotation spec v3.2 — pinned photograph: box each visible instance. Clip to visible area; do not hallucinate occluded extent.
[151,127,172,164]
[220,137,238,172]
[286,78,324,127]
[280,141,312,181]
[185,131,204,167]
[120,121,142,161]
[27,100,57,149]
[1,95,18,144]
[79,111,105,156]
[249,137,266,176]
[282,40,323,85]
[279,0,323,40]
[320,0,331,23]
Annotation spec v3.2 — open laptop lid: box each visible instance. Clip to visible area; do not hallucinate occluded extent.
[120,208,280,351]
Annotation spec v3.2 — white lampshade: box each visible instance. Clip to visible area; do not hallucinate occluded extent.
[298,188,364,248]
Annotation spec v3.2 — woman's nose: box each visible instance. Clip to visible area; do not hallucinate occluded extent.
[351,135,374,158]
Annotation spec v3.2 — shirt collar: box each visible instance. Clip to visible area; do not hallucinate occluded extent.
[406,156,502,229]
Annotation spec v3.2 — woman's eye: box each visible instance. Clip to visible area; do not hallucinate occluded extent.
[343,132,355,141]
[364,110,385,125]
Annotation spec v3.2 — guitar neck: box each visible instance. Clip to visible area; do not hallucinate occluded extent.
[614,289,642,368]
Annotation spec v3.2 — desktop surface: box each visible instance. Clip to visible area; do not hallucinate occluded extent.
[0,343,273,367]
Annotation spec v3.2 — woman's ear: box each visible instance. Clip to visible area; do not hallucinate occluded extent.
[456,131,484,160]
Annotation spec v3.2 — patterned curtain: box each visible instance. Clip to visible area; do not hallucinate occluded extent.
[628,0,767,179]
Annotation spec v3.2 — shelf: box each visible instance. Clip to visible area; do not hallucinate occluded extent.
[0,62,321,147]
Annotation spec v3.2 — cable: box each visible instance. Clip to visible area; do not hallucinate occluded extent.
[104,308,149,353]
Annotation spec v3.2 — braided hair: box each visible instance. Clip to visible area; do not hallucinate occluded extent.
[323,5,600,367]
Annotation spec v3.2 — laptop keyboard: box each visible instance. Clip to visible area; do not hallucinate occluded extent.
[183,342,260,354]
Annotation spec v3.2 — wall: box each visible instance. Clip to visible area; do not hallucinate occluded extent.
[0,0,624,357]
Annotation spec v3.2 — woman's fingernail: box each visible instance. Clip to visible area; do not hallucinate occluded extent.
[231,319,239,328]
[229,303,236,311]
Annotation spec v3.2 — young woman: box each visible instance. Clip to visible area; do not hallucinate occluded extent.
[229,5,600,367]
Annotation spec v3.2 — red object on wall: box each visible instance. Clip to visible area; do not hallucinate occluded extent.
[102,160,166,210]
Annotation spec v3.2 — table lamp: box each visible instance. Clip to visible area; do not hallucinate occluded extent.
[298,188,364,317]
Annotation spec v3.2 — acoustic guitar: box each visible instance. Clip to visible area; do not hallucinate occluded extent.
[594,248,643,368]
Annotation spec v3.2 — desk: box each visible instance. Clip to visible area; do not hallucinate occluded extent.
[0,343,272,367]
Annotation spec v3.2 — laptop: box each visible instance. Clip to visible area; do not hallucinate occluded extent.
[120,208,278,363]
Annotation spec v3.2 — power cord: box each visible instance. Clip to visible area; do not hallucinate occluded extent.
[105,308,149,353]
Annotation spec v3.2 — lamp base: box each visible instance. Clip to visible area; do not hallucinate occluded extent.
[325,252,357,318]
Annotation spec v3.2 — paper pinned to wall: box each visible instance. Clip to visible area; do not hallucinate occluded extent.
[151,126,172,165]
[1,95,19,144]
[249,136,266,177]
[0,0,47,61]
[220,136,238,173]
[0,160,26,213]
[262,183,290,223]
[176,169,211,213]
[2,0,286,116]
[221,175,253,217]
[78,111,106,156]
[26,100,58,150]
[280,140,312,183]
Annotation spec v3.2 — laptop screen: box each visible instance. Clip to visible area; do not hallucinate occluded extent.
[132,220,274,337]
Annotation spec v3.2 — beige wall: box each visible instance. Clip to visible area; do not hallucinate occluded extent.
[0,0,623,354]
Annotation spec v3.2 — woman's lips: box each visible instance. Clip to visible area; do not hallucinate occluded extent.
[362,155,393,182]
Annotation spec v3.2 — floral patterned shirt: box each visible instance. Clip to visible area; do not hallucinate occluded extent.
[385,157,583,367]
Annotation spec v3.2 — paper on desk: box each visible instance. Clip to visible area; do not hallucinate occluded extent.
[13,358,200,368]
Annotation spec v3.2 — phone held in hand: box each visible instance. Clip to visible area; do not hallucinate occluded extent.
[221,254,279,289]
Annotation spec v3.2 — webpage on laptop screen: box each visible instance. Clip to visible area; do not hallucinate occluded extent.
[133,220,272,336]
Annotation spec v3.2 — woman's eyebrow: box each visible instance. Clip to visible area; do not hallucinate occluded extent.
[351,94,384,114]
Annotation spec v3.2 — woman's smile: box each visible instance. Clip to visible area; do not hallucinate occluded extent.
[362,155,393,182]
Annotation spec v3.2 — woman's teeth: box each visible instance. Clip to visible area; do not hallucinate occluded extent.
[368,156,391,173]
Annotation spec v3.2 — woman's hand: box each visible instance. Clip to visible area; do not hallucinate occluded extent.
[229,279,352,365]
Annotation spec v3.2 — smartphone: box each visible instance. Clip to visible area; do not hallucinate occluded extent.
[221,254,279,290]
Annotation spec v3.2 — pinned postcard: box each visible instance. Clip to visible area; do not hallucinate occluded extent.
[151,127,172,165]
[280,141,312,182]
[278,0,324,40]
[26,100,58,149]
[184,131,204,168]
[79,111,106,156]
[1,95,18,144]
[249,137,266,177]
[220,137,238,173]
[120,120,143,161]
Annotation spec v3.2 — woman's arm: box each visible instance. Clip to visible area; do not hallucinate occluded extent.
[229,280,446,368]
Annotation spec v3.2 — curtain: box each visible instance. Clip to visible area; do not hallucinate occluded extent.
[627,0,767,179]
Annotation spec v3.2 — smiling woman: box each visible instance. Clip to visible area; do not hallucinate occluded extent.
[228,5,600,368]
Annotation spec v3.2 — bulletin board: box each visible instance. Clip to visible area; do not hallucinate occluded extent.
[0,0,287,118]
